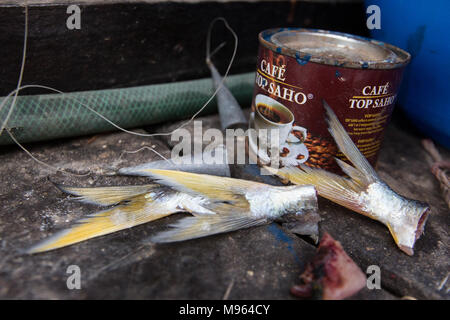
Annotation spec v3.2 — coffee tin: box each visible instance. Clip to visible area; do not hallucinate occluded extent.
[251,28,411,171]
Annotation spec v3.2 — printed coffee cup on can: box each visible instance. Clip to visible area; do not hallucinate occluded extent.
[254,94,307,150]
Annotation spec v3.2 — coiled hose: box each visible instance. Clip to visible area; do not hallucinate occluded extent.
[0,72,255,145]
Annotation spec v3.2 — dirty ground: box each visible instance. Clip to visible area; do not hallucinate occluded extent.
[0,110,448,300]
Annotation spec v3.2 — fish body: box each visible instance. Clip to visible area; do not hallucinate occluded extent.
[141,169,318,243]
[267,101,430,255]
[118,145,231,178]
[28,170,318,253]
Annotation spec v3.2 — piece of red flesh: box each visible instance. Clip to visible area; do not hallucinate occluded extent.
[291,232,366,300]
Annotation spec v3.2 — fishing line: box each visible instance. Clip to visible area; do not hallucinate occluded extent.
[118,146,171,163]
[0,3,87,177]
[206,17,233,64]
[1,15,238,175]
[1,18,238,139]
[5,128,91,177]
[1,84,172,176]
[1,83,177,173]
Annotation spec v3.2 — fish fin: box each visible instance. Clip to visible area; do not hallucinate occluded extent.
[334,158,370,188]
[266,165,366,214]
[27,193,175,254]
[323,100,378,182]
[150,213,267,243]
[140,169,254,207]
[54,183,157,206]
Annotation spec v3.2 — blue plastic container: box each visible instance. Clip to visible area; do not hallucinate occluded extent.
[367,0,450,148]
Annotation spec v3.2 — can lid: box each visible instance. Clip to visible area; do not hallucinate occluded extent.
[260,28,411,69]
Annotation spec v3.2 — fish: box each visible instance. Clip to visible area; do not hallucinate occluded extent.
[144,169,318,243]
[118,145,231,177]
[206,58,247,131]
[27,170,318,253]
[266,101,430,256]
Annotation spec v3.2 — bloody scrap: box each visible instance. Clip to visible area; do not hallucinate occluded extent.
[291,232,366,300]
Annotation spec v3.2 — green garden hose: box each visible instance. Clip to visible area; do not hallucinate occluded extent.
[0,72,255,145]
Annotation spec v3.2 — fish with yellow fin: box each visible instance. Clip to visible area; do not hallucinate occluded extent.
[27,170,318,253]
[266,101,430,256]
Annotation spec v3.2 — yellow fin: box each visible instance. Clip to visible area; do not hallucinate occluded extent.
[334,158,368,188]
[141,169,257,207]
[323,100,378,182]
[265,102,382,216]
[150,213,267,243]
[266,165,366,215]
[27,192,175,254]
[55,183,157,206]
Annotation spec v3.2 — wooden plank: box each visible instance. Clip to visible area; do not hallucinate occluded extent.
[0,1,369,95]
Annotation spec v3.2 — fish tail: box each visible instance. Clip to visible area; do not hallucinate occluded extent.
[54,183,157,206]
[322,100,378,181]
[150,214,267,243]
[27,192,176,254]
[265,101,381,214]
[266,165,366,215]
[386,205,430,256]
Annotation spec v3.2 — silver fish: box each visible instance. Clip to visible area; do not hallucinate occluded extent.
[27,169,317,253]
[207,59,247,131]
[118,145,231,177]
[267,101,430,256]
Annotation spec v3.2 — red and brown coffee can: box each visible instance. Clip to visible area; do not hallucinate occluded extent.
[251,28,411,171]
